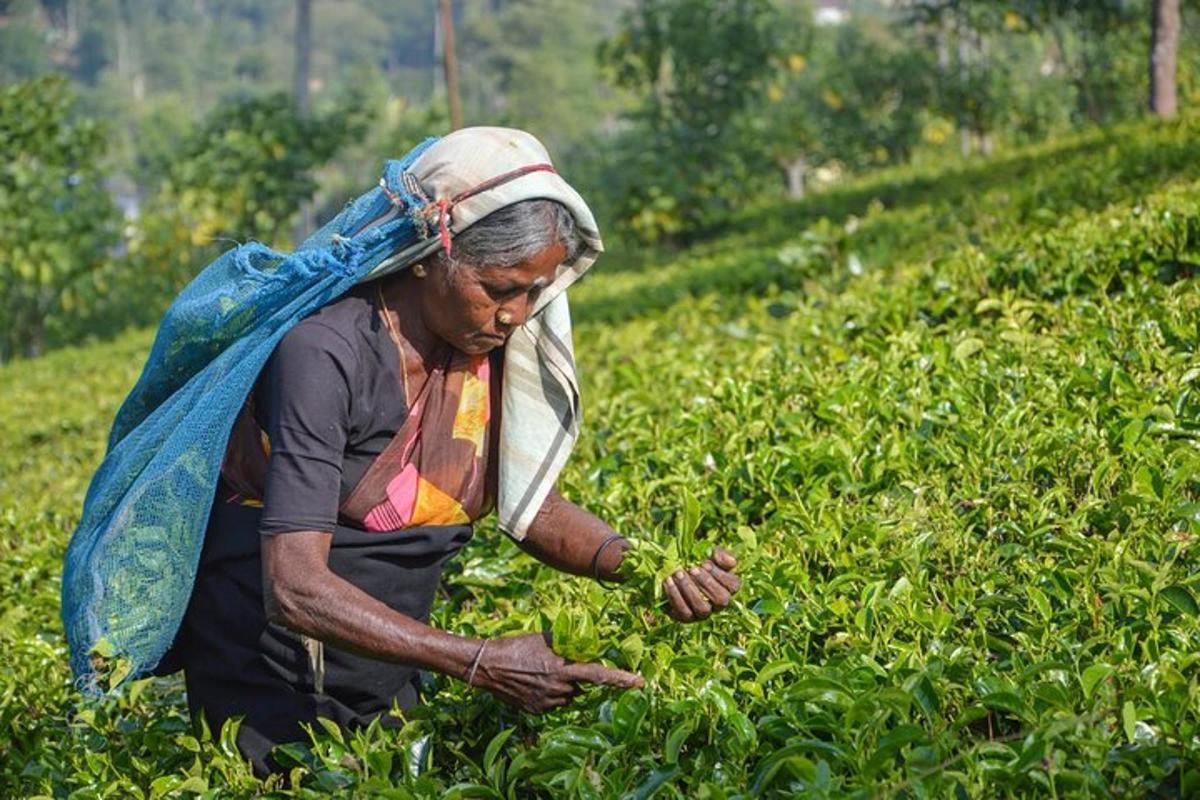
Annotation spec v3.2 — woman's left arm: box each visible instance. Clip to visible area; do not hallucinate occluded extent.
[519,489,741,622]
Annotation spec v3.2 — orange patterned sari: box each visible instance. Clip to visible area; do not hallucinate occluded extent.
[220,336,499,532]
[338,346,497,530]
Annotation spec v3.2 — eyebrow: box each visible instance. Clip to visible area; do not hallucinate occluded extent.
[495,276,549,292]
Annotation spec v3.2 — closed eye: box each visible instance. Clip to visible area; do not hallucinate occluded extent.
[484,283,524,300]
[487,283,541,301]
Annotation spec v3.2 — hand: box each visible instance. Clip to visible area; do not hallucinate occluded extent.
[663,546,741,623]
[470,632,645,714]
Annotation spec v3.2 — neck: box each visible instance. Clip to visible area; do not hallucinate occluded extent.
[377,272,443,361]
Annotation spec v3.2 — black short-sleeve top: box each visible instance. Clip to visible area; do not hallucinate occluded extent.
[250,283,409,536]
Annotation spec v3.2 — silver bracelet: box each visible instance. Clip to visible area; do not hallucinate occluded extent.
[466,640,489,688]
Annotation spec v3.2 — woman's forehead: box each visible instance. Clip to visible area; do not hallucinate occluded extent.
[476,242,565,282]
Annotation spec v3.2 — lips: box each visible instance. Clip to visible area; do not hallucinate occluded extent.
[468,332,506,352]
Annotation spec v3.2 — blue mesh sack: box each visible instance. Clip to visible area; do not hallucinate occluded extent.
[62,138,442,690]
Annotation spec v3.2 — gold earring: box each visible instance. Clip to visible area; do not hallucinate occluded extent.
[411,263,427,278]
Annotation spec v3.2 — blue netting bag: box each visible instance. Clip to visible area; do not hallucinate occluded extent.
[62,138,439,690]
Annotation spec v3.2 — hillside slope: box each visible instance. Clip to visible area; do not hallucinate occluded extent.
[2,115,1200,797]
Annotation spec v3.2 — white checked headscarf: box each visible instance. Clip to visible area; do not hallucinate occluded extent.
[360,127,603,538]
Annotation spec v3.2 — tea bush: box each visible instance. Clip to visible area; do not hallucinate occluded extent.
[2,114,1200,797]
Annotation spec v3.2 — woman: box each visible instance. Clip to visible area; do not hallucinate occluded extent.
[169,127,741,774]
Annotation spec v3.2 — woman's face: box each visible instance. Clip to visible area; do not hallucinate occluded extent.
[416,241,566,355]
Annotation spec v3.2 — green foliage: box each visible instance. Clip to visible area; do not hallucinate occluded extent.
[0,0,53,83]
[757,17,933,187]
[596,0,794,242]
[0,75,120,361]
[600,0,782,133]
[117,90,375,326]
[141,89,374,246]
[907,0,1199,142]
[3,112,1200,796]
[459,0,628,160]
[0,79,374,362]
[308,82,449,225]
[3,0,1196,272]
[1024,0,1153,125]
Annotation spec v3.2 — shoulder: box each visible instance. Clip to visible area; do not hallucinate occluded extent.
[272,291,377,383]
[278,288,376,363]
[273,319,356,381]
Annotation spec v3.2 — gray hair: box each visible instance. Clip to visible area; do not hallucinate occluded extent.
[439,199,583,275]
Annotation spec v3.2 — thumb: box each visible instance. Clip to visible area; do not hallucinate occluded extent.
[562,661,646,689]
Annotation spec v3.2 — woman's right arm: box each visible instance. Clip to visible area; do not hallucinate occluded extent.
[261,529,643,712]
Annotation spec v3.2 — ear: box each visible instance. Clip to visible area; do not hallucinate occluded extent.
[425,252,459,286]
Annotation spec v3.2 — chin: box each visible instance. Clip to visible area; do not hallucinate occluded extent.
[460,337,503,355]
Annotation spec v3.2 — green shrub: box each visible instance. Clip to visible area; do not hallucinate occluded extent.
[0,75,120,361]
[2,113,1200,797]
[119,90,376,325]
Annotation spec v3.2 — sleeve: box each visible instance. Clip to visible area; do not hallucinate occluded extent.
[257,321,357,536]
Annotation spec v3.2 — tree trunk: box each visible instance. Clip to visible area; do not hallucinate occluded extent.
[293,0,315,243]
[977,131,994,157]
[115,0,145,103]
[439,0,463,130]
[956,10,971,157]
[1150,0,1180,118]
[1073,26,1103,123]
[294,0,312,115]
[24,313,45,360]
[783,156,807,200]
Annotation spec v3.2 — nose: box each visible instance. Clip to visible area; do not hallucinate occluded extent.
[496,297,531,331]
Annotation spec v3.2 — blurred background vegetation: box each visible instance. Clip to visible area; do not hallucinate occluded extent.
[0,0,1196,361]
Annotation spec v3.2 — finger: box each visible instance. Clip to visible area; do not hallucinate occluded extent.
[543,682,578,710]
[563,661,646,689]
[711,546,738,571]
[663,574,694,621]
[673,570,712,619]
[523,684,571,714]
[703,562,742,593]
[531,696,569,714]
[689,566,731,607]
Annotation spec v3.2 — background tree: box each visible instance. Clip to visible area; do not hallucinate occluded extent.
[1019,0,1153,125]
[123,90,375,310]
[458,0,626,160]
[906,1,1043,156]
[295,0,312,115]
[0,75,118,359]
[1150,0,1180,117]
[760,16,931,198]
[1,0,1197,357]
[438,0,461,130]
[598,0,784,241]
[0,0,54,82]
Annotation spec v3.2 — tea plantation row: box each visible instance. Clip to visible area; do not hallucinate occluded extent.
[2,115,1200,797]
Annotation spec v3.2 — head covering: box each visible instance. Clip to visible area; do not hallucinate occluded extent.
[60,128,601,689]
[368,126,602,287]
[359,127,603,537]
